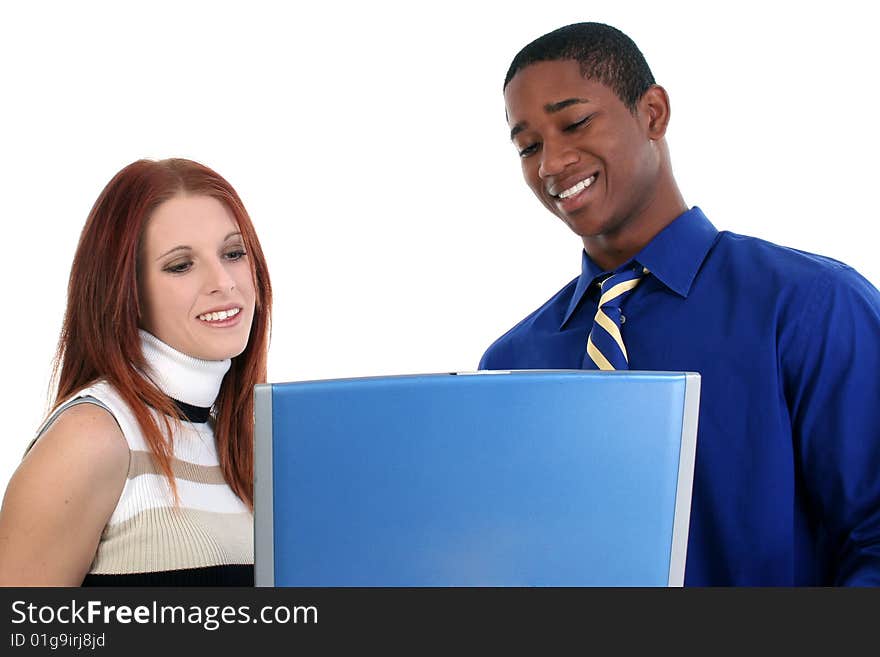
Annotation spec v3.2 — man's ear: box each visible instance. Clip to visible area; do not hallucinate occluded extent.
[639,84,671,140]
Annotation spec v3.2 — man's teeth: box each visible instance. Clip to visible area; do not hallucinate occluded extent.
[558,175,596,199]
[198,307,241,322]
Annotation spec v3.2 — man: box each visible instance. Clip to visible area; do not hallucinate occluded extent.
[479,22,880,585]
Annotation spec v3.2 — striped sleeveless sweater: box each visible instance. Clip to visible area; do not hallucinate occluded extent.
[36,331,254,585]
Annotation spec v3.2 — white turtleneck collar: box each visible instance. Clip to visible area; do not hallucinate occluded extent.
[139,329,231,408]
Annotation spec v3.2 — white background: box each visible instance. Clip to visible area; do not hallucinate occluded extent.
[2,0,877,492]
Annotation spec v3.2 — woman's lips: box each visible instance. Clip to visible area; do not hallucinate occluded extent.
[197,306,242,326]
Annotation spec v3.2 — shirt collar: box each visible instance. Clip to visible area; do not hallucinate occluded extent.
[560,206,718,329]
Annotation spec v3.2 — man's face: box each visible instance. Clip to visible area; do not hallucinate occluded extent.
[504,60,660,243]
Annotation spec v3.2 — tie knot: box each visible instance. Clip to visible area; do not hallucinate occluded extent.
[598,266,646,309]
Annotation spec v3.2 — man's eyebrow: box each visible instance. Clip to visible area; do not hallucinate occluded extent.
[545,97,590,113]
[509,98,591,141]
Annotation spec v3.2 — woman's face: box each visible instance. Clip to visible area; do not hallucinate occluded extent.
[138,194,256,361]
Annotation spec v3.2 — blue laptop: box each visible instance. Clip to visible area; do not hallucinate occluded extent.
[254,370,700,587]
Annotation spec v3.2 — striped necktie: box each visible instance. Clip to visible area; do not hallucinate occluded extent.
[585,265,648,370]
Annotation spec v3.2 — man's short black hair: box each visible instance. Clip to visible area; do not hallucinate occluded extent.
[504,22,656,112]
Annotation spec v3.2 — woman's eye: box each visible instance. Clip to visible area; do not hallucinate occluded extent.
[164,261,192,274]
[224,249,247,261]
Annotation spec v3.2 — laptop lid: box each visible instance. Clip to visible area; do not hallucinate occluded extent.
[255,370,700,586]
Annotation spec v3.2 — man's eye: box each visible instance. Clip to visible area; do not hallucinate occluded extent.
[518,143,539,158]
[564,115,593,132]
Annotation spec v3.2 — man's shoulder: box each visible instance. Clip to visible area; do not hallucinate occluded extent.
[715,231,880,320]
[479,275,580,369]
[716,231,869,288]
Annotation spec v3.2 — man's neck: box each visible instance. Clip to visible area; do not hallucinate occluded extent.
[583,182,687,271]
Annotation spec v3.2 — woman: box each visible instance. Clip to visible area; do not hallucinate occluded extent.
[0,158,272,585]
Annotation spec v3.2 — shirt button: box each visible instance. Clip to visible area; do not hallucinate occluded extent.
[620,314,626,324]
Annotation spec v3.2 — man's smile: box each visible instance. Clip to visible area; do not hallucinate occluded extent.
[553,173,598,199]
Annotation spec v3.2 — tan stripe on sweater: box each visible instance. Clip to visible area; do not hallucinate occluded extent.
[89,507,253,575]
[127,450,227,484]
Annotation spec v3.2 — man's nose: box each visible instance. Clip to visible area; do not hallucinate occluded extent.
[538,137,578,179]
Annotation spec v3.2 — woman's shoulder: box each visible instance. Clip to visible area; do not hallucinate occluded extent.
[33,380,147,454]
[18,400,130,527]
[27,400,130,481]
[0,398,130,585]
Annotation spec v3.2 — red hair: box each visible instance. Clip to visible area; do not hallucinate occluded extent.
[51,158,272,508]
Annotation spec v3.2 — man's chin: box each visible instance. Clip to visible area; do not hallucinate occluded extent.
[563,216,608,239]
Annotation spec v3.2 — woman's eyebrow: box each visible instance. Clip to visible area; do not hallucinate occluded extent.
[156,245,191,261]
[156,232,244,260]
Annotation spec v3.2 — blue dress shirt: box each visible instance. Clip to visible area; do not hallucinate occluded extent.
[479,207,880,586]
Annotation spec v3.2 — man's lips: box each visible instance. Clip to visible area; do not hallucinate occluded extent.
[550,173,598,199]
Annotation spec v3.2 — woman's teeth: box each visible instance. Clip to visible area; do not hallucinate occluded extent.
[198,307,240,322]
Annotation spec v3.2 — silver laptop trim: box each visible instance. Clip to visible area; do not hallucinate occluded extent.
[254,383,274,587]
